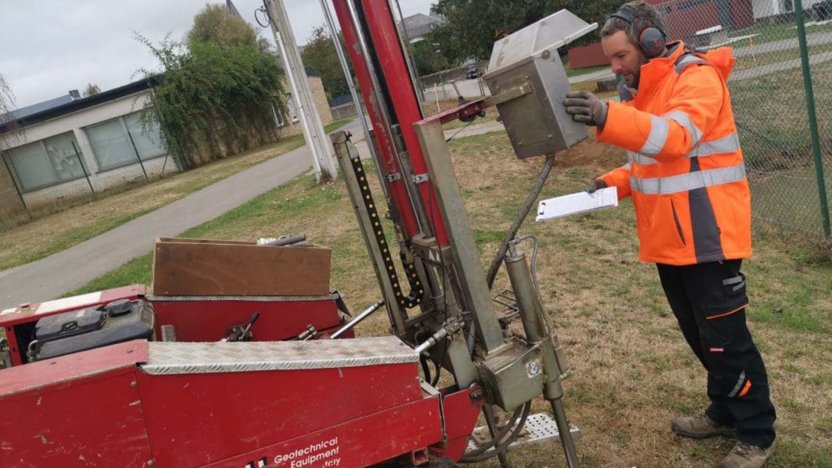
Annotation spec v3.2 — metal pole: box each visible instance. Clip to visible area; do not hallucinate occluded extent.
[70,141,95,194]
[318,0,376,160]
[342,0,432,236]
[330,301,385,338]
[550,399,580,468]
[795,0,831,238]
[124,127,150,182]
[263,0,339,182]
[481,404,511,468]
[389,0,426,115]
[1,153,31,219]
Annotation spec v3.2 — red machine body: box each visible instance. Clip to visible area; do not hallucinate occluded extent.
[0,286,484,467]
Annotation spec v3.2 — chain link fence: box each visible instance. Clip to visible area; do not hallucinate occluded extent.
[655,0,832,253]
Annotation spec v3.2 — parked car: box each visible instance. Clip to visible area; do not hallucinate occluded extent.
[466,66,482,79]
[814,0,832,21]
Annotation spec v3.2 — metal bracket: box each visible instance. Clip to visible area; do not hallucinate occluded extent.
[385,172,402,182]
[413,174,430,184]
[484,79,534,107]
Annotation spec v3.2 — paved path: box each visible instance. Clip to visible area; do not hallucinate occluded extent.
[732,30,832,58]
[730,50,832,82]
[0,118,506,307]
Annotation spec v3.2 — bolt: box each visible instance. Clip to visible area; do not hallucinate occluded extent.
[147,460,155,466]
[541,50,551,59]
[470,389,484,400]
[130,381,137,388]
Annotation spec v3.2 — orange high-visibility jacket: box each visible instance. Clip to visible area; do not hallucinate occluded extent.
[598,42,751,266]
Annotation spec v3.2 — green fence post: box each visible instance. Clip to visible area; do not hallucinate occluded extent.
[795,0,831,238]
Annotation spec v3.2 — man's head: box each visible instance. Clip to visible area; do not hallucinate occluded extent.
[601,1,668,88]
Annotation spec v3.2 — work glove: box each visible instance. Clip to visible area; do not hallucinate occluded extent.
[585,178,607,194]
[563,91,608,128]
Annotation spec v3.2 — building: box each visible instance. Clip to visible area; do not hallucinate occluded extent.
[645,0,755,40]
[0,73,333,217]
[0,79,174,215]
[400,13,446,43]
[751,0,828,19]
[647,0,827,34]
[274,73,333,138]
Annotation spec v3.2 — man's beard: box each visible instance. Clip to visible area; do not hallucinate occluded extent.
[626,55,649,89]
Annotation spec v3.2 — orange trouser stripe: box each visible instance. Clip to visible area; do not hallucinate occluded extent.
[706,304,747,320]
[738,379,752,397]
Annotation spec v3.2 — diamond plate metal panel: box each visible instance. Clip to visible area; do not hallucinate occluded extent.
[142,336,418,375]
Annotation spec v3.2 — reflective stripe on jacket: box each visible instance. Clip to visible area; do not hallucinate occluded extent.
[597,42,751,266]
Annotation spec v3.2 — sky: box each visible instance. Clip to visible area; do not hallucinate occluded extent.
[0,0,436,109]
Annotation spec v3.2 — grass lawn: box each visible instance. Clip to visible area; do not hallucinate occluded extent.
[733,40,832,71]
[730,20,832,45]
[0,118,354,271]
[565,64,611,78]
[71,128,832,467]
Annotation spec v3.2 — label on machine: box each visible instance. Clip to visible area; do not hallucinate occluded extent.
[535,187,618,222]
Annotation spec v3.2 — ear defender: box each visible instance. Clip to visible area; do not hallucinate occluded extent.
[611,5,667,59]
[639,27,667,58]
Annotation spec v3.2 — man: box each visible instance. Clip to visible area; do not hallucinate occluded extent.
[562,2,777,467]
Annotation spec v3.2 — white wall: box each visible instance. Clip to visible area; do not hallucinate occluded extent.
[1,90,178,209]
[753,0,782,19]
[753,0,824,19]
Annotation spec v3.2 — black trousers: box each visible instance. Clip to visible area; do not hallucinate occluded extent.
[657,260,776,449]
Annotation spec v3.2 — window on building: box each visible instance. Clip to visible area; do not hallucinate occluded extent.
[125,113,166,160]
[5,132,87,192]
[86,111,166,171]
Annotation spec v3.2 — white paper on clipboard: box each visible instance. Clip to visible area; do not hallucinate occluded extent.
[535,187,618,222]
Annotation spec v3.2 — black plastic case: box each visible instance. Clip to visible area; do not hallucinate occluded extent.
[33,299,155,360]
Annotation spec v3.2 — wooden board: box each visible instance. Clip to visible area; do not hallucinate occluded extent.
[151,238,331,296]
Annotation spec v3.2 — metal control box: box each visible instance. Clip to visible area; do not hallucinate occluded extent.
[483,10,597,159]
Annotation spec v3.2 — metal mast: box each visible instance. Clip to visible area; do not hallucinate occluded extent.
[263,0,339,181]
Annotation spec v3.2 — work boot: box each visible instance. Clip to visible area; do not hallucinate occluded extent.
[718,440,776,468]
[671,414,736,439]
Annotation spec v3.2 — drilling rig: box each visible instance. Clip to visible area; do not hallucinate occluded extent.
[0,2,596,467]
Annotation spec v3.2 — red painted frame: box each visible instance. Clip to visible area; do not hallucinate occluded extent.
[333,0,453,246]
[0,339,483,466]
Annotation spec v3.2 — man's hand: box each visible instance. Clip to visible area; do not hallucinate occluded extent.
[585,178,607,194]
[563,91,608,128]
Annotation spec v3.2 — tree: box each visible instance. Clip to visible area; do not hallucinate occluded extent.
[0,73,22,142]
[135,5,285,168]
[300,26,350,102]
[187,4,259,50]
[429,0,621,62]
[83,83,101,97]
[409,40,450,76]
[0,74,15,119]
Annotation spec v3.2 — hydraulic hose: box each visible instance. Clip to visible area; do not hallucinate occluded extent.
[486,154,555,288]
[459,401,533,463]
